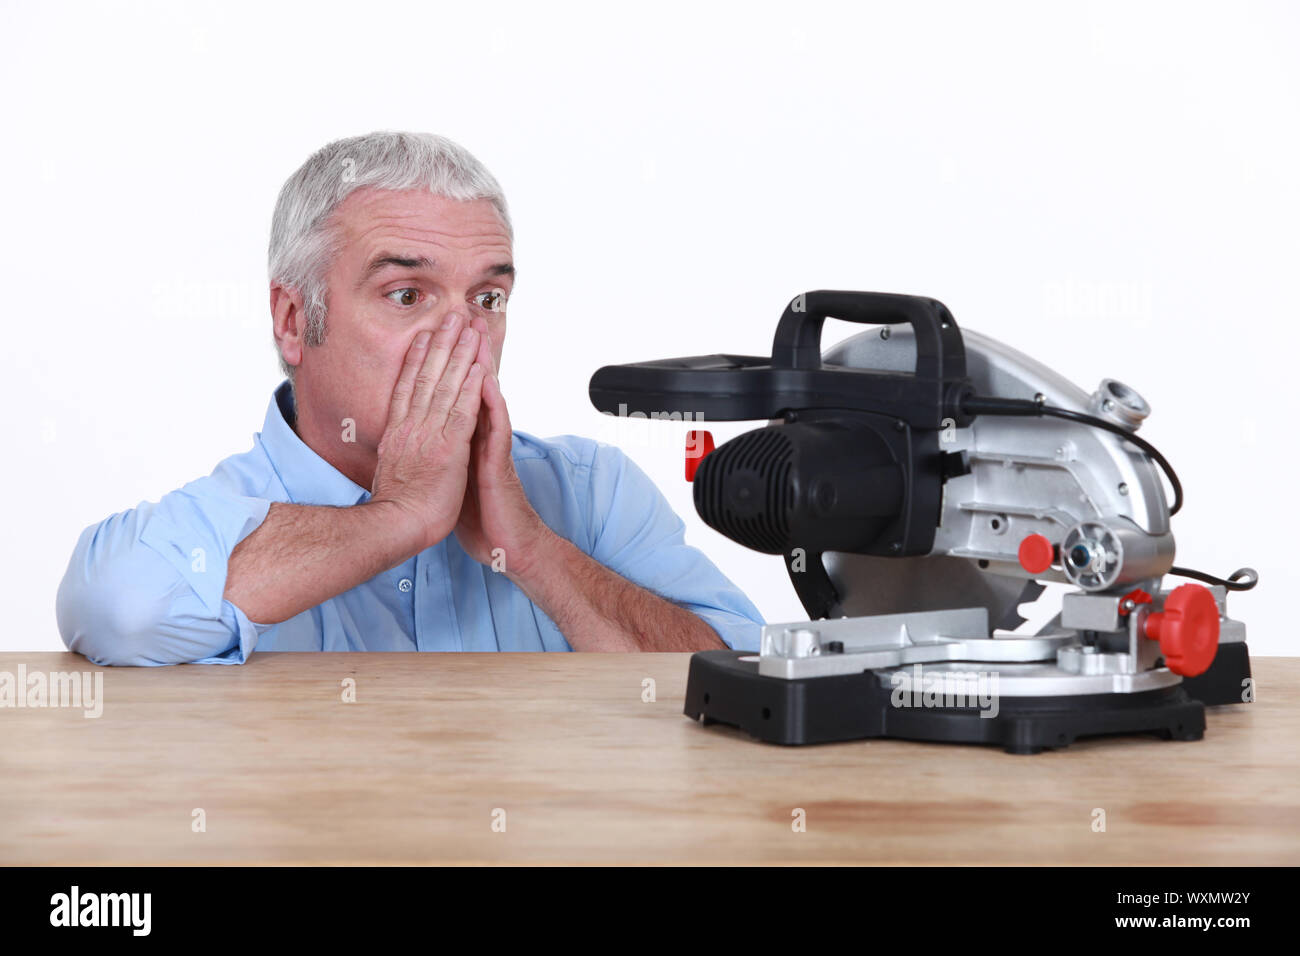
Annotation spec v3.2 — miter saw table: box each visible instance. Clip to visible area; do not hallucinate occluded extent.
[589,291,1257,753]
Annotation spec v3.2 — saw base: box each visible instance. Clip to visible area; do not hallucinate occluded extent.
[1177,641,1252,707]
[684,650,1207,754]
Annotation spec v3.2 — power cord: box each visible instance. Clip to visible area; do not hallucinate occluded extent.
[961,394,1183,514]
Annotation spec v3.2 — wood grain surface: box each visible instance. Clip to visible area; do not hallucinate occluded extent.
[1,652,1296,865]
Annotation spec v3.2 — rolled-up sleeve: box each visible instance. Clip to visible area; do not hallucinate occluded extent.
[584,442,765,651]
[56,486,275,666]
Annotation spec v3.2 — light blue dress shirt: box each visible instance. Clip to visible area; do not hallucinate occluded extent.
[56,381,765,664]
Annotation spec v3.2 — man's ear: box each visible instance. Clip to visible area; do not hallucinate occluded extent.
[271,283,305,373]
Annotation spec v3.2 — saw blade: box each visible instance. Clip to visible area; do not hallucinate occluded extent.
[822,552,1046,633]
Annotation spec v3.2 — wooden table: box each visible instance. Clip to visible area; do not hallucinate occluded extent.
[2,652,1297,865]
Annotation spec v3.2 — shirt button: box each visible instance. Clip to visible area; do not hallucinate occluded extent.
[398,578,413,593]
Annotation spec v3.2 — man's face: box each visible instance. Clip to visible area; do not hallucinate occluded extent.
[287,187,514,453]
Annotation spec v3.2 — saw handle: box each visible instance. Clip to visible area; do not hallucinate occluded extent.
[771,290,967,382]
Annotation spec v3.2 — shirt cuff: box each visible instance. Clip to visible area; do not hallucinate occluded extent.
[192,599,276,664]
[692,608,762,652]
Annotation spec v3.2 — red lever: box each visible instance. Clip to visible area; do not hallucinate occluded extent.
[1143,583,1220,677]
[685,430,715,482]
[1117,588,1152,616]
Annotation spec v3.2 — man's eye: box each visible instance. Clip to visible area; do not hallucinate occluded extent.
[475,289,507,312]
[385,288,420,307]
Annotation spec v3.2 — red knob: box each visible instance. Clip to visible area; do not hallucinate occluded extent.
[685,430,715,482]
[1143,584,1220,677]
[1017,534,1055,574]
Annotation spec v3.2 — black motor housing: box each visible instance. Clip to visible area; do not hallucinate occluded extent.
[587,290,976,617]
[693,412,913,556]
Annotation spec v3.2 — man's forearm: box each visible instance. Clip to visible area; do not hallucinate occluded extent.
[224,500,418,624]
[505,530,729,651]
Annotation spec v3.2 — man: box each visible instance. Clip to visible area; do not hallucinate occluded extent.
[56,131,765,664]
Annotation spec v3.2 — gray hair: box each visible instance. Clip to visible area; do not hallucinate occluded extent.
[267,131,512,380]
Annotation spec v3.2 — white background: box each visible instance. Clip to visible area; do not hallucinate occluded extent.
[1,1,1295,654]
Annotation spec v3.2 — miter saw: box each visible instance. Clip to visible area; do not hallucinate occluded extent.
[588,291,1257,753]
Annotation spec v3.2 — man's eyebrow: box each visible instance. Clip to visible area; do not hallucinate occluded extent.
[356,253,515,288]
[357,253,436,289]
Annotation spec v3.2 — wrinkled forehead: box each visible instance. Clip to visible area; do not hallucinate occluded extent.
[331,187,512,272]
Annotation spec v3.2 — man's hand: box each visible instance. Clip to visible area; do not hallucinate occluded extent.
[370,314,487,553]
[451,317,726,651]
[224,315,486,626]
[453,316,552,573]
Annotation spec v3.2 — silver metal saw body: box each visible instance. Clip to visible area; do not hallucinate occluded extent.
[822,325,1166,629]
[786,323,1248,703]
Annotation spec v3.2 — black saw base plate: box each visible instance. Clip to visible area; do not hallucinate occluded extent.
[683,650,1208,754]
[1177,641,1253,707]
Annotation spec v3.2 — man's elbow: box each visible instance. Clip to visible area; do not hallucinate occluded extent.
[57,559,172,665]
[56,545,233,666]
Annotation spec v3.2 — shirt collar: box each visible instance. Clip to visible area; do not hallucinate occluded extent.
[259,380,372,508]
